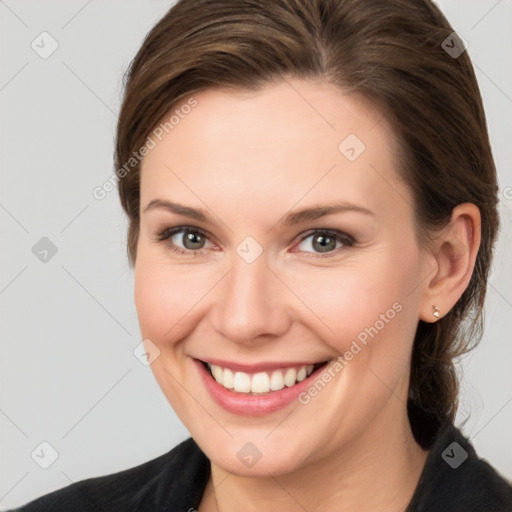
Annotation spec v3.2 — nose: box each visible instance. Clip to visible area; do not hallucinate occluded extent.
[212,252,291,347]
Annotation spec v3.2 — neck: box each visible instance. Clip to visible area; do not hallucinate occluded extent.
[200,400,429,512]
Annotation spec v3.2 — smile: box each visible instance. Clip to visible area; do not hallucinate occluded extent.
[206,362,320,394]
[195,358,330,416]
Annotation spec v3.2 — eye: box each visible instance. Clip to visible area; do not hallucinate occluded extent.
[156,226,214,256]
[293,229,354,257]
[155,226,354,258]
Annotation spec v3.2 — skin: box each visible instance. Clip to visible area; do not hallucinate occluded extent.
[134,78,481,511]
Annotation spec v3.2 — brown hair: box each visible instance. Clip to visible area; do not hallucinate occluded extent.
[115,0,499,447]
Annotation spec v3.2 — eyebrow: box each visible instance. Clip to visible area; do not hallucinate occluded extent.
[143,198,375,227]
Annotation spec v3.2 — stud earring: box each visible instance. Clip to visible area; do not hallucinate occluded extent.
[432,305,441,319]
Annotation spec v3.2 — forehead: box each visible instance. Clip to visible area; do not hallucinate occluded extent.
[139,79,410,221]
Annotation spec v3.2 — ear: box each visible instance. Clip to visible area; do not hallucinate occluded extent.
[419,203,481,323]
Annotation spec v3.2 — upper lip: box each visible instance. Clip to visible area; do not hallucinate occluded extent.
[197,358,329,373]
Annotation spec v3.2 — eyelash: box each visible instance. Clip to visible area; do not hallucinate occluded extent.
[156,225,355,259]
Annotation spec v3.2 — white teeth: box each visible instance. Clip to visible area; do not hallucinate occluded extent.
[296,367,307,382]
[251,372,270,393]
[223,368,234,389]
[233,371,251,392]
[269,370,285,391]
[207,363,318,394]
[211,364,223,383]
[283,368,297,387]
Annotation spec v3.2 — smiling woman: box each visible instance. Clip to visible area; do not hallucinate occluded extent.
[12,0,512,511]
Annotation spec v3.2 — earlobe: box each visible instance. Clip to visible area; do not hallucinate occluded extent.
[419,203,481,323]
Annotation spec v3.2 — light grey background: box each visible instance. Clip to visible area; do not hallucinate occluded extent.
[0,0,511,508]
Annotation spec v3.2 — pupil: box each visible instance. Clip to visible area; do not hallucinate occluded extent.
[313,235,335,253]
[184,231,204,249]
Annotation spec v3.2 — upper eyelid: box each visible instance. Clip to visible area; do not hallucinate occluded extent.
[299,228,353,241]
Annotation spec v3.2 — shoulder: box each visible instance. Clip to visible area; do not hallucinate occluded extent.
[8,437,210,512]
[408,424,512,512]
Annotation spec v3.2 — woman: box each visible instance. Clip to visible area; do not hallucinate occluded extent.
[12,0,512,510]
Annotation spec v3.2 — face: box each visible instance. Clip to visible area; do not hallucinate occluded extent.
[135,78,431,477]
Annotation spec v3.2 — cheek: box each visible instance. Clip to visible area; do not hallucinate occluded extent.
[134,249,221,345]
[134,255,191,342]
[288,248,421,359]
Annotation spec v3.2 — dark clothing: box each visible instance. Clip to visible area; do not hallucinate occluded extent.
[8,424,512,511]
[405,424,512,511]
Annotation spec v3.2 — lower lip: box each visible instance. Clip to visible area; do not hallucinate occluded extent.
[195,359,327,416]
